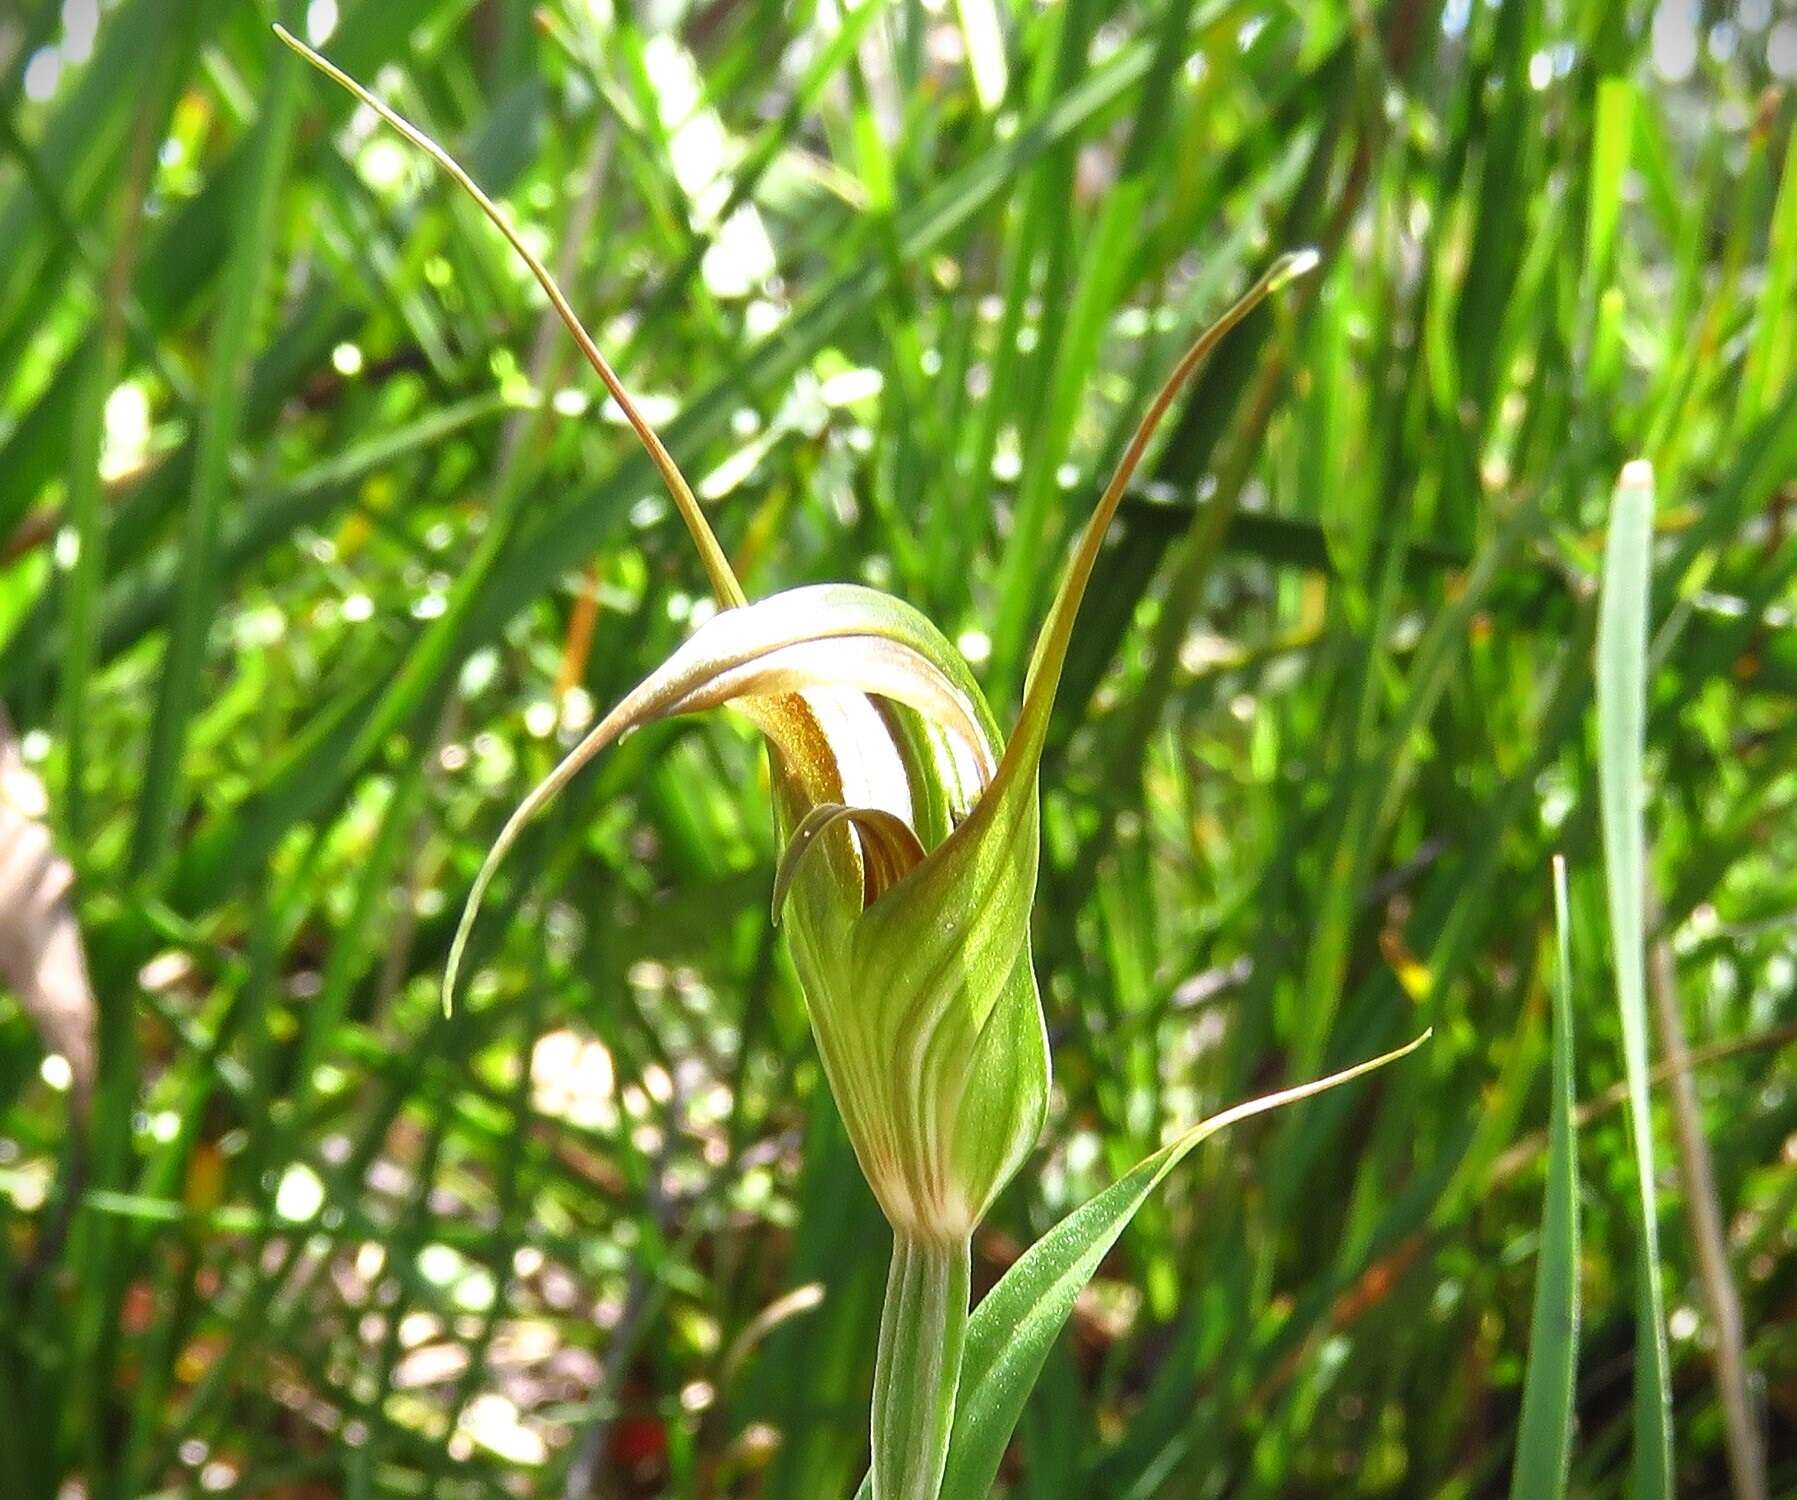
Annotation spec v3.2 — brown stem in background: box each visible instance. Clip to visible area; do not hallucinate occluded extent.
[1645,878,1768,1500]
[1488,1021,1797,1185]
[1249,1018,1797,1417]
[555,564,604,704]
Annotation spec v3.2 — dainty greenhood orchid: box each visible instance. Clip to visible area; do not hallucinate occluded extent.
[272,16,1316,1240]
[278,28,1375,1500]
[428,246,1314,1241]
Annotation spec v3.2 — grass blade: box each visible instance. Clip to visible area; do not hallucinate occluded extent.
[130,19,301,878]
[1509,854,1581,1500]
[1595,458,1673,1498]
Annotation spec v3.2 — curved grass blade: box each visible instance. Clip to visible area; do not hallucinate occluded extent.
[849,1029,1431,1500]
[1595,460,1673,1498]
[1509,855,1581,1500]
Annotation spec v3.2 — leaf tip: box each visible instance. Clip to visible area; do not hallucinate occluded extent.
[1619,457,1653,492]
[441,937,466,1019]
[443,857,505,1021]
[1270,246,1321,289]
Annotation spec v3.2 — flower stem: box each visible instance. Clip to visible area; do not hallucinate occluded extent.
[870,1232,971,1500]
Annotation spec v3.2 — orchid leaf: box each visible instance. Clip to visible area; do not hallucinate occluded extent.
[850,1030,1432,1500]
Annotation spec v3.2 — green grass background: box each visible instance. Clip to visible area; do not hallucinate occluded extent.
[0,0,1793,1495]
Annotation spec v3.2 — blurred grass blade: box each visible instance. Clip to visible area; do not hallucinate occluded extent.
[849,1029,1431,1500]
[130,23,301,878]
[1595,459,1673,1498]
[953,0,1009,111]
[1509,854,1581,1500]
[1584,77,1634,299]
[1736,123,1797,432]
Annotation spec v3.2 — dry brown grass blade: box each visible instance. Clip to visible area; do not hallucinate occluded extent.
[0,705,97,1119]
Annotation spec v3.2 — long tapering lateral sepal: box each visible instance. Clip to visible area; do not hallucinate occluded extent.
[870,1233,971,1500]
[273,22,748,609]
[1000,250,1320,795]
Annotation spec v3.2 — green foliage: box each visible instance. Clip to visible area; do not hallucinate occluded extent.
[0,1,1793,1497]
[1508,858,1579,1500]
[1595,462,1673,1498]
[852,1035,1429,1500]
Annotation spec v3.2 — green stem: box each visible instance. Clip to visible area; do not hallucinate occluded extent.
[870,1232,971,1500]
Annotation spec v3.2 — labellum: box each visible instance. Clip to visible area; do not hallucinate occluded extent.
[278,27,1418,1500]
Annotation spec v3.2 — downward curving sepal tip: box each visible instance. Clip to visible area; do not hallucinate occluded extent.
[772,803,926,925]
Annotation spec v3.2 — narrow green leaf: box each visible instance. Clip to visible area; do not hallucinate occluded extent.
[1595,459,1673,1498]
[1737,123,1797,431]
[1584,77,1635,299]
[952,0,1009,111]
[1509,854,1582,1500]
[850,1029,1431,1500]
[131,21,301,877]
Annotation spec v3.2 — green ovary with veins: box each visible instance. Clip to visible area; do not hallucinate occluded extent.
[451,576,1056,1248]
[758,652,1049,1243]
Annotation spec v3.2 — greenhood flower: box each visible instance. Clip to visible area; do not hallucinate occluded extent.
[438,257,1317,1240]
[276,28,1326,1498]
[432,253,1311,1500]
[275,21,1312,1247]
